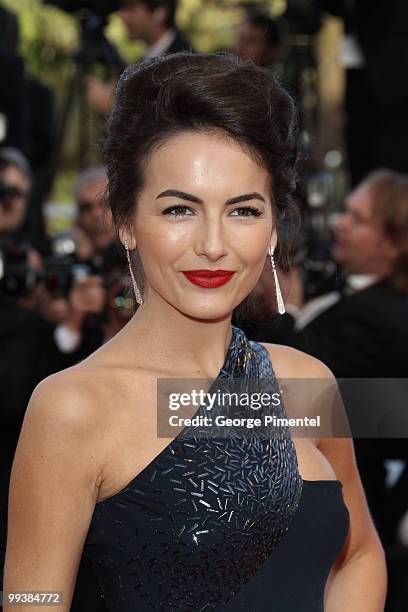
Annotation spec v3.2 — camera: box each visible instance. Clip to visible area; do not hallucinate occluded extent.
[0,233,103,300]
[43,0,125,73]
[0,238,42,299]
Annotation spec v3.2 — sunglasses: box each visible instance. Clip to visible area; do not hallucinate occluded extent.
[0,181,30,201]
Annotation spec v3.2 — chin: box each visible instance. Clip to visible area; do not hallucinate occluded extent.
[177,302,234,322]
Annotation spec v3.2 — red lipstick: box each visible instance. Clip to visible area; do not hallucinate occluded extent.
[182,269,235,288]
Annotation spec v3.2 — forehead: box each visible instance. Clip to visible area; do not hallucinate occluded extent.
[77,177,107,200]
[142,131,271,198]
[0,164,30,188]
[346,183,373,215]
[238,20,267,41]
[122,1,150,13]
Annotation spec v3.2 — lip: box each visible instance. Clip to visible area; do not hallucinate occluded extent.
[182,269,236,288]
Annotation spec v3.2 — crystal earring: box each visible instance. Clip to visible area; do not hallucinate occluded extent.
[268,244,285,315]
[123,240,143,306]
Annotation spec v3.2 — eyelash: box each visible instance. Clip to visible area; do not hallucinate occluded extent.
[162,204,263,218]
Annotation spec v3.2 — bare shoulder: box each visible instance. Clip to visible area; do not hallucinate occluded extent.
[23,349,157,477]
[27,337,140,426]
[24,347,140,464]
[257,342,334,380]
[26,364,107,435]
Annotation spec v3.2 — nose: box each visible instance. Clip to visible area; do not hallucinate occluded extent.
[195,216,228,262]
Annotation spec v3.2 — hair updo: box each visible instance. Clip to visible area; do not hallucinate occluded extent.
[103,52,301,320]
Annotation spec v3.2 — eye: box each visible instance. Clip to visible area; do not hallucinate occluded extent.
[162,204,264,218]
[162,205,194,217]
[230,206,263,217]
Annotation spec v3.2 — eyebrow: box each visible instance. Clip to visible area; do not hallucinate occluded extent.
[156,189,266,205]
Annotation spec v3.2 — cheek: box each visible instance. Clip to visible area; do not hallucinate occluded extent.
[14,199,27,216]
[234,236,269,268]
[138,223,192,258]
[79,216,90,228]
[230,221,272,261]
[137,226,192,279]
[350,231,379,262]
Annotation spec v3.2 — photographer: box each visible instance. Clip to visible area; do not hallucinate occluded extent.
[0,148,31,240]
[50,166,116,355]
[73,165,115,256]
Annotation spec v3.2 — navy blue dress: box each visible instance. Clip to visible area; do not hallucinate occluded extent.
[82,325,350,611]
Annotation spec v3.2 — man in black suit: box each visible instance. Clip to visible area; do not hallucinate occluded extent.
[241,168,408,377]
[285,172,408,379]
[85,0,194,114]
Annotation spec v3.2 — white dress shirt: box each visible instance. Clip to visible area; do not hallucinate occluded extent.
[291,274,379,331]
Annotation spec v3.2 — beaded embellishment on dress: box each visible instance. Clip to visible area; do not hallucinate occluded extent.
[83,325,303,611]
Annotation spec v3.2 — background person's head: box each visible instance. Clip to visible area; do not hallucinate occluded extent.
[0,148,32,236]
[74,166,114,254]
[334,169,408,292]
[103,52,300,322]
[234,9,282,68]
[118,0,177,45]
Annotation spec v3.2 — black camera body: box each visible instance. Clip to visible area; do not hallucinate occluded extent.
[0,239,42,299]
[0,235,102,300]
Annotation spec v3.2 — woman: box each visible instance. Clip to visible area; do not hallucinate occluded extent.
[4,53,386,611]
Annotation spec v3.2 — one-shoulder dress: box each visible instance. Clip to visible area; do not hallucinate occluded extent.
[82,325,350,611]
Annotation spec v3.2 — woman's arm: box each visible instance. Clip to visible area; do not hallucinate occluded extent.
[3,371,105,611]
[320,435,387,611]
[261,343,387,611]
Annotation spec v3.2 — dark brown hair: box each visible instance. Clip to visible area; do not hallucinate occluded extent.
[103,52,301,320]
[118,0,177,28]
[363,168,408,293]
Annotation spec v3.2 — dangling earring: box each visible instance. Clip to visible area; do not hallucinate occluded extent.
[268,244,285,315]
[123,240,144,306]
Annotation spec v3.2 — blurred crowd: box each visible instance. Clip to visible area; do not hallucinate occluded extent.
[1,1,408,611]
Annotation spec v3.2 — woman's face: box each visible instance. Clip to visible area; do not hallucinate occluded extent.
[124,131,275,320]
